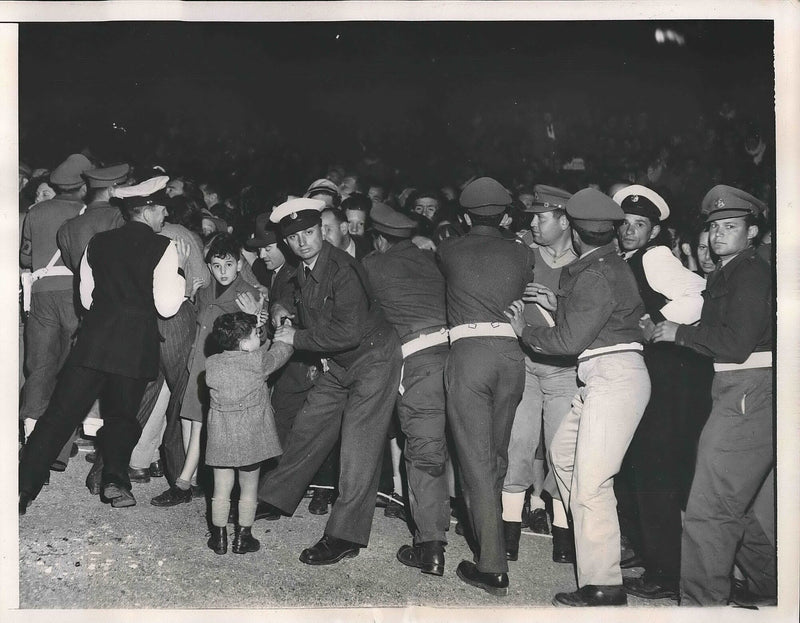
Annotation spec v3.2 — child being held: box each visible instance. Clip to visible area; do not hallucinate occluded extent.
[205,311,293,555]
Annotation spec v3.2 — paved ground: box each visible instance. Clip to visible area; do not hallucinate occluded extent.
[17,446,675,613]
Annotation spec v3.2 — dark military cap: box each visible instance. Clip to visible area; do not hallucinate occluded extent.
[370,202,416,238]
[270,198,324,236]
[459,176,512,216]
[50,154,94,189]
[528,184,572,214]
[84,163,131,189]
[612,184,669,222]
[245,212,280,249]
[701,185,766,223]
[566,187,625,232]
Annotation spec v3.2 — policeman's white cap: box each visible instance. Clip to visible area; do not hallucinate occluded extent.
[612,184,670,222]
[270,198,325,235]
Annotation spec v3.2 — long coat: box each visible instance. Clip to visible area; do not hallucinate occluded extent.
[204,340,293,467]
[179,274,260,422]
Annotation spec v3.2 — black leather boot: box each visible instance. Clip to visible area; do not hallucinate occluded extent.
[503,521,522,561]
[552,525,576,564]
[232,525,260,554]
[207,526,227,555]
[396,541,446,576]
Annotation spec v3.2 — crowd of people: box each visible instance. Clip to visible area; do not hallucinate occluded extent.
[16,116,775,607]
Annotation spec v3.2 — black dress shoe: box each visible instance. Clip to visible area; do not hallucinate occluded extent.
[553,584,627,606]
[396,541,446,576]
[232,525,260,554]
[86,461,103,495]
[102,483,136,508]
[308,488,334,515]
[254,501,281,521]
[383,493,406,521]
[456,560,509,596]
[528,508,550,535]
[128,466,151,484]
[623,574,678,601]
[552,526,575,564]
[208,526,227,554]
[299,534,361,565]
[150,485,192,507]
[503,521,522,561]
[148,460,164,478]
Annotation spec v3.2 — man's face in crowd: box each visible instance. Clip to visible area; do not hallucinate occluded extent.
[339,176,358,198]
[285,225,324,262]
[531,210,566,247]
[345,208,367,236]
[208,253,241,286]
[258,243,286,271]
[708,216,757,260]
[320,210,348,249]
[413,197,440,221]
[201,218,217,237]
[368,186,386,204]
[618,214,659,252]
[165,179,184,198]
[201,185,218,208]
[35,182,56,204]
[308,192,336,209]
[145,204,168,233]
[696,230,716,274]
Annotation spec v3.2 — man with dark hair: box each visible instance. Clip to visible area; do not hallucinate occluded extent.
[505,188,650,607]
[261,198,402,565]
[652,185,775,606]
[19,177,189,513]
[342,192,371,237]
[362,203,450,576]
[19,154,95,471]
[437,177,535,596]
[320,207,372,260]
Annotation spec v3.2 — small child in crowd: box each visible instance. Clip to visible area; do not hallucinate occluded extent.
[205,311,293,554]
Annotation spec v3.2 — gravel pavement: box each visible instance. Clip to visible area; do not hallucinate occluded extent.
[17,446,675,613]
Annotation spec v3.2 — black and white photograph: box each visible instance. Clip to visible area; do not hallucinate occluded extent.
[3,1,798,621]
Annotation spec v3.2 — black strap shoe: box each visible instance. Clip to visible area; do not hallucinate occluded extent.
[503,521,522,561]
[456,560,509,596]
[553,584,627,606]
[207,526,227,555]
[552,525,575,564]
[150,485,192,507]
[396,541,446,576]
[299,534,361,565]
[232,525,260,554]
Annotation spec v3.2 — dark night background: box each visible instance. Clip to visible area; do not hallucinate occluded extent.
[19,20,775,221]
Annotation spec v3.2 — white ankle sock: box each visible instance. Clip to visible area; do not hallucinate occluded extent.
[501,491,525,522]
[552,498,569,529]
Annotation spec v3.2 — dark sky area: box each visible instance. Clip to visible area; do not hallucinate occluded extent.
[19,20,774,170]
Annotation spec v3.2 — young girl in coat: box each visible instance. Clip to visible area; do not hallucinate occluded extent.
[205,311,293,554]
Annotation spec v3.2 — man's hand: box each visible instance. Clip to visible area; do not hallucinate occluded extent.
[189,277,204,298]
[174,238,190,270]
[639,314,656,342]
[271,303,295,329]
[652,320,679,343]
[503,299,527,337]
[411,235,436,251]
[522,282,557,312]
[273,324,296,346]
[236,291,264,316]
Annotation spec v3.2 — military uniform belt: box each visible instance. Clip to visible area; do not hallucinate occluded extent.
[449,322,517,342]
[714,351,772,372]
[578,341,643,362]
[401,327,449,359]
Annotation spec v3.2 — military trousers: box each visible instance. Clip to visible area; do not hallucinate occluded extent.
[259,330,402,546]
[503,357,577,498]
[680,368,775,605]
[445,337,525,574]
[550,351,650,588]
[397,344,450,544]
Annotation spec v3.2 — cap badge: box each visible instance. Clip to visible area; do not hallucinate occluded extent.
[715,198,725,209]
[631,195,639,203]
[290,212,298,220]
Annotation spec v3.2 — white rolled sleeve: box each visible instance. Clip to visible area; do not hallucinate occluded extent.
[78,248,95,310]
[642,246,705,324]
[153,241,186,318]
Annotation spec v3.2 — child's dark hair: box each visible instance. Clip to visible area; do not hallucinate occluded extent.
[212,312,257,352]
[204,232,242,263]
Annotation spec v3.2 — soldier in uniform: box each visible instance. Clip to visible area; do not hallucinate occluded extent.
[362,203,450,576]
[437,177,535,596]
[20,154,94,470]
[652,185,775,606]
[19,177,189,512]
[259,198,402,565]
[612,184,708,601]
[502,185,579,563]
[505,188,650,607]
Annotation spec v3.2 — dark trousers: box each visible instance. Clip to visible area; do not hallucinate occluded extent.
[259,333,402,546]
[445,337,525,574]
[397,344,450,544]
[626,344,714,585]
[133,301,196,484]
[19,364,147,498]
[681,368,775,605]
